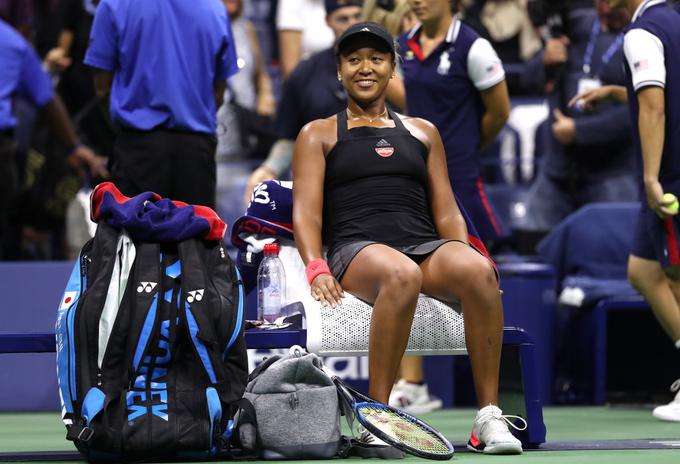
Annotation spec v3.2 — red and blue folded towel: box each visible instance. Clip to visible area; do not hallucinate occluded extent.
[91,182,226,242]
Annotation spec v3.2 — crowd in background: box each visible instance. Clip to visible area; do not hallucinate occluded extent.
[0,0,677,260]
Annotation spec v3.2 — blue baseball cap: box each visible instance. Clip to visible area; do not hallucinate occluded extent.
[325,0,364,14]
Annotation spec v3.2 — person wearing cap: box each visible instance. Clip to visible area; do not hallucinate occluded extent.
[570,0,680,423]
[85,0,238,209]
[243,0,364,203]
[0,18,107,258]
[292,21,523,454]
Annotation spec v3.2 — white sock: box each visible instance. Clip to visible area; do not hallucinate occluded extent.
[675,339,680,350]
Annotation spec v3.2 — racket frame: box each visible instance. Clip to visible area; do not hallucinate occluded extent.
[331,376,454,460]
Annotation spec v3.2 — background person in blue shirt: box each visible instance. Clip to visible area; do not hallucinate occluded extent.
[85,0,239,209]
[0,18,107,259]
[571,0,680,423]
[522,0,638,232]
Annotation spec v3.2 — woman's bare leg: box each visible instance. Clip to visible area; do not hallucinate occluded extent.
[419,242,502,407]
[341,244,422,403]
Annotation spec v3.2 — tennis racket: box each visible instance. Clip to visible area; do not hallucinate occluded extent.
[326,368,455,460]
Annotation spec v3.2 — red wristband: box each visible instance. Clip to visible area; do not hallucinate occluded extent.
[305,258,331,285]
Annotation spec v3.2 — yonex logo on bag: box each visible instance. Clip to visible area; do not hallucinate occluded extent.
[187,289,204,303]
[136,282,157,293]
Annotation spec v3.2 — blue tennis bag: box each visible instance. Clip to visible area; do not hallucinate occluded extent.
[55,223,247,461]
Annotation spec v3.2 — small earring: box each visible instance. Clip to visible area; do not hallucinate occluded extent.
[337,75,342,81]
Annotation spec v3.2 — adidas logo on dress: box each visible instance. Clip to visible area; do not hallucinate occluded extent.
[375,139,394,157]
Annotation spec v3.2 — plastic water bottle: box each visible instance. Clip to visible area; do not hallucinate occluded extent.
[257,243,286,323]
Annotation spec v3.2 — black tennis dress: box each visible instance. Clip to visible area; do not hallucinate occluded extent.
[323,109,454,280]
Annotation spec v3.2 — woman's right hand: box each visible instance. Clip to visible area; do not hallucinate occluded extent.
[311,274,344,308]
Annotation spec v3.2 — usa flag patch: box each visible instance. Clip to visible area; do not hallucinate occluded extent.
[634,60,649,72]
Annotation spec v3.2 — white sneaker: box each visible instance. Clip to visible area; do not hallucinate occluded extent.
[388,379,443,415]
[467,405,525,455]
[652,379,680,422]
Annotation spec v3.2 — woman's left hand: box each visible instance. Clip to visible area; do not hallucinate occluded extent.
[311,274,344,308]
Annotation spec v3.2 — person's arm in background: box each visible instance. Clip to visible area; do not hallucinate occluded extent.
[638,86,667,212]
[18,34,107,177]
[243,67,303,203]
[84,0,117,99]
[621,28,671,215]
[479,81,510,149]
[568,84,628,109]
[40,96,109,177]
[245,21,275,116]
[243,139,294,203]
[45,30,74,73]
[278,30,303,80]
[292,119,343,307]
[569,104,631,147]
[276,0,304,79]
[467,38,510,149]
[214,11,240,108]
[92,70,113,98]
[213,80,226,109]
[44,0,77,73]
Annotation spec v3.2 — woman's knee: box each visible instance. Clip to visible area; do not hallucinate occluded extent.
[380,260,422,295]
[452,253,497,295]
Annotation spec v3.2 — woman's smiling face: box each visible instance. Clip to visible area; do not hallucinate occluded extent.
[338,44,395,104]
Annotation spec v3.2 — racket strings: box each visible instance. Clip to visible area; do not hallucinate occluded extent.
[358,406,452,455]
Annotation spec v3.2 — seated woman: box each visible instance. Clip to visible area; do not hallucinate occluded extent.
[292,22,522,455]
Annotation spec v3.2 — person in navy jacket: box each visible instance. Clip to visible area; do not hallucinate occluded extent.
[571,0,680,422]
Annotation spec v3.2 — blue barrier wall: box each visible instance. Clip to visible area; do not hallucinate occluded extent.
[0,262,72,411]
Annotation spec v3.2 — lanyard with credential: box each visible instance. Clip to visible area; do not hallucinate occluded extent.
[582,19,624,76]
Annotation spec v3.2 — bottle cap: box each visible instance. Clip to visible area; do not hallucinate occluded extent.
[264,243,279,256]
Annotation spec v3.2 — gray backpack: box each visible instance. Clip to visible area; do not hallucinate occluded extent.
[238,351,342,459]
